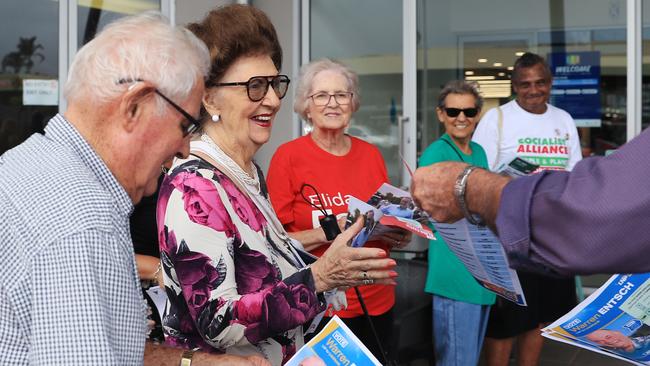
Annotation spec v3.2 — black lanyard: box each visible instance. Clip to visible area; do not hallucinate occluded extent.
[441,138,466,163]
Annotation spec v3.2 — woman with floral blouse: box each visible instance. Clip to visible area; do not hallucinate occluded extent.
[156,5,397,365]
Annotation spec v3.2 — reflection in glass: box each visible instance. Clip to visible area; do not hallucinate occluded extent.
[78,0,160,46]
[418,0,627,157]
[0,0,58,154]
[310,0,403,185]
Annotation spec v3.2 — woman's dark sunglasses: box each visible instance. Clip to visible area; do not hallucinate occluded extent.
[211,75,290,102]
[443,107,479,118]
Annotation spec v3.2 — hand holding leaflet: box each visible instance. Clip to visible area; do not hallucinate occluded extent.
[498,157,540,177]
[344,183,436,247]
[285,315,381,366]
[542,273,650,365]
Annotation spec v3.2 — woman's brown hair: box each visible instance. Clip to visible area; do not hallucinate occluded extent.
[186,4,283,87]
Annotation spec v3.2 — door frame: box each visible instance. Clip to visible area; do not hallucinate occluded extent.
[58,0,172,112]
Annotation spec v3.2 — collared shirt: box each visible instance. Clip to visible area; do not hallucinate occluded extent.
[0,114,147,365]
[496,125,650,276]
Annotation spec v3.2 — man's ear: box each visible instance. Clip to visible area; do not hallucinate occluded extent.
[118,82,157,133]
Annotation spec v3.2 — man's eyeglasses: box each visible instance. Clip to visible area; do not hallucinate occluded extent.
[443,107,479,118]
[210,75,290,102]
[117,78,202,137]
[309,92,353,106]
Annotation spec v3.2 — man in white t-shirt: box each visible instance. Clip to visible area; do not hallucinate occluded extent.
[472,52,582,366]
[474,55,582,173]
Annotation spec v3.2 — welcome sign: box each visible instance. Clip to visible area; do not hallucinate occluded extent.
[548,51,601,128]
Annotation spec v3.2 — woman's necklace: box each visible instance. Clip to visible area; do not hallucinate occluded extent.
[200,133,261,195]
[199,134,305,268]
[311,132,350,156]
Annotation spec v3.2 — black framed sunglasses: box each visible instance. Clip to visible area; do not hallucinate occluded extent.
[117,78,202,137]
[443,107,479,118]
[210,74,290,102]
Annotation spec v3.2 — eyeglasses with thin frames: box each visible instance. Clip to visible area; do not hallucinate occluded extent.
[117,78,202,137]
[210,75,290,102]
[309,92,353,106]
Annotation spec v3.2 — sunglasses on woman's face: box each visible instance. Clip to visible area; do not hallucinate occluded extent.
[211,75,290,102]
[443,107,479,118]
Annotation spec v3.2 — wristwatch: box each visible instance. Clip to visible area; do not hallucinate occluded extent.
[453,165,485,226]
[179,349,195,366]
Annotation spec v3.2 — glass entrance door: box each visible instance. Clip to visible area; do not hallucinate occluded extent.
[308,0,411,186]
[417,0,628,158]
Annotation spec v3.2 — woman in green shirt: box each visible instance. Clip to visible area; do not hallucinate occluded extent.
[418,80,496,366]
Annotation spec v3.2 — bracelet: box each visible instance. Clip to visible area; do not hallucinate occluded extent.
[453,165,485,226]
[179,349,195,366]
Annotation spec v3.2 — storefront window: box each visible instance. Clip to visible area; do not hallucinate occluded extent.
[418,0,627,157]
[0,0,59,154]
[0,1,162,156]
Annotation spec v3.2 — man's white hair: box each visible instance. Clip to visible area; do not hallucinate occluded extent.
[64,11,210,114]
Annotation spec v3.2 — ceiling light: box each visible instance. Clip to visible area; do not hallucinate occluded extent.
[515,51,525,56]
[498,72,506,76]
[493,62,503,67]
[507,66,514,70]
[465,70,475,75]
[466,75,496,80]
[478,58,488,63]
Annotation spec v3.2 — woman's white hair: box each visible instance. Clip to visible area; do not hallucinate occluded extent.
[293,58,360,124]
[64,11,210,115]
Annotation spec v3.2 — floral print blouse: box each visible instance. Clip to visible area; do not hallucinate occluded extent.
[157,156,325,365]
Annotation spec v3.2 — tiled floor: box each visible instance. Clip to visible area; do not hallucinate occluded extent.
[477,337,631,366]
[408,337,631,365]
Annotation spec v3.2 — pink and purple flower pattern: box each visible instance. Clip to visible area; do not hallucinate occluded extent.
[157,160,324,362]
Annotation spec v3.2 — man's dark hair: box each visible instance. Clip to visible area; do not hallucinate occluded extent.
[512,52,552,83]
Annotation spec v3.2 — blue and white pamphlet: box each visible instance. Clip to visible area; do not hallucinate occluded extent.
[284,316,381,366]
[543,273,650,365]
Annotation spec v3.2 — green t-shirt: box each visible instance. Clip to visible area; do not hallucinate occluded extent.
[418,133,496,305]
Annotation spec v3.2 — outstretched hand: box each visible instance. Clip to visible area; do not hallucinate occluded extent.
[410,162,468,223]
[310,217,397,293]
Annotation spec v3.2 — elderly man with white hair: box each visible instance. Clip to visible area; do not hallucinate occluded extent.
[0,12,267,366]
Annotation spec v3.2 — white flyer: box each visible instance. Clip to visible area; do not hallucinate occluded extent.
[432,219,527,306]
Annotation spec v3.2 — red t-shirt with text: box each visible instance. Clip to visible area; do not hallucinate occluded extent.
[266,134,393,317]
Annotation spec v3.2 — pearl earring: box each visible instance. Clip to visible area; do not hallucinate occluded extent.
[212,114,220,122]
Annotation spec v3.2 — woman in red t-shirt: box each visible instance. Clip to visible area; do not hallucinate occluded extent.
[267,58,410,361]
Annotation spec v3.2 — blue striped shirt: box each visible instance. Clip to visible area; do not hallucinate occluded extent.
[0,114,147,365]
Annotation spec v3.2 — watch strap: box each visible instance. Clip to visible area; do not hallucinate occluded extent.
[454,165,484,226]
[179,349,195,366]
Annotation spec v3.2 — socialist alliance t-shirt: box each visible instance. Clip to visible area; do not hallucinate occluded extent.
[472,100,582,172]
